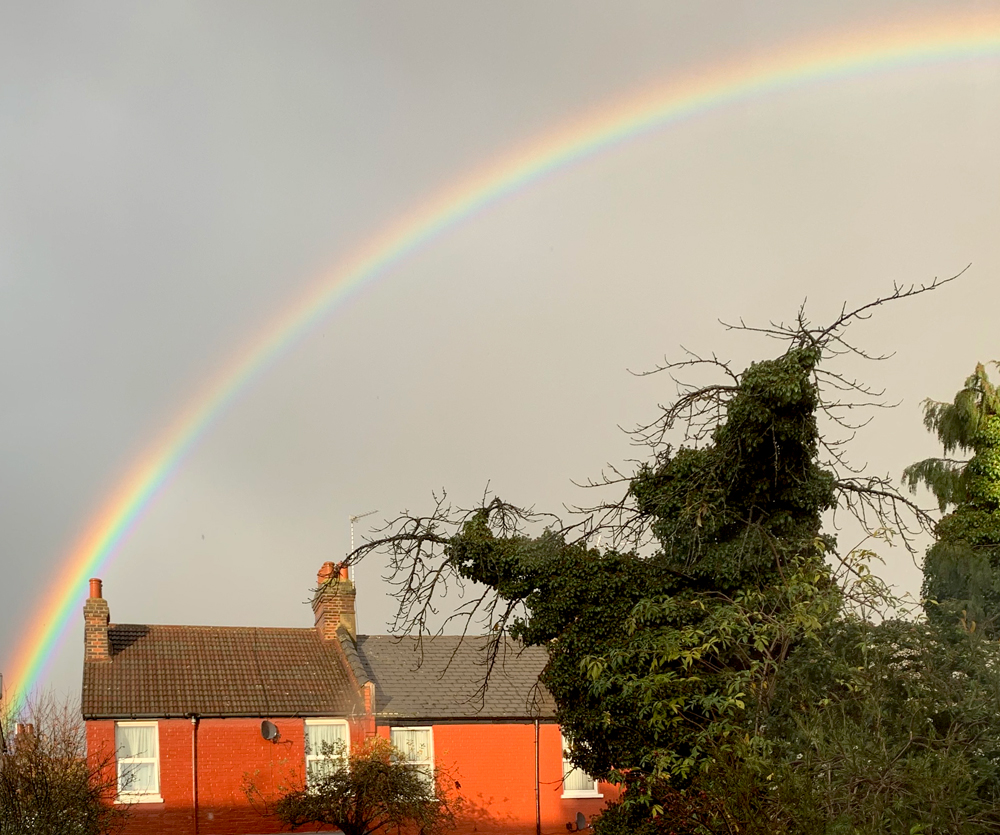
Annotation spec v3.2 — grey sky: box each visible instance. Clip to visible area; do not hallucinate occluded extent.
[1,1,999,703]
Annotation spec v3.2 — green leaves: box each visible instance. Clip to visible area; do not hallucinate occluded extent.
[270,737,457,835]
[758,619,1000,835]
[909,364,1000,635]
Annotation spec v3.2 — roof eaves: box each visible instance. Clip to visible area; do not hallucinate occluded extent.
[82,710,352,721]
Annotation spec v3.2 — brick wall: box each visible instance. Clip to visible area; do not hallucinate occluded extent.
[378,721,618,835]
[88,717,365,835]
[89,717,615,835]
[83,596,110,662]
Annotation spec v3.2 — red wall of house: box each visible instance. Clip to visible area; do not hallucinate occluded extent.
[88,717,365,835]
[377,721,617,835]
[89,717,616,835]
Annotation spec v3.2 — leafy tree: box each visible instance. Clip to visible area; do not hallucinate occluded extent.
[593,775,720,835]
[350,280,956,831]
[904,362,1000,632]
[264,737,457,835]
[0,696,128,835]
[757,618,1000,835]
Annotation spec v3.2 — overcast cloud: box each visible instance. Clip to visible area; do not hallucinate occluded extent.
[1,1,999,703]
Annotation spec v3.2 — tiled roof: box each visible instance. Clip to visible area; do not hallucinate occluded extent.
[354,635,556,721]
[82,624,360,719]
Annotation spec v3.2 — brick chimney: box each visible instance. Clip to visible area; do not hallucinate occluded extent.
[312,561,356,639]
[83,578,111,662]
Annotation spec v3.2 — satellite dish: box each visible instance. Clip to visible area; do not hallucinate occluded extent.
[576,812,587,830]
[261,720,279,742]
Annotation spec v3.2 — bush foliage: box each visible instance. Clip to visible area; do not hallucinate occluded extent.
[266,737,458,835]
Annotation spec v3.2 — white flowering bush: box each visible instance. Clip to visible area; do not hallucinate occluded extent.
[748,619,1000,834]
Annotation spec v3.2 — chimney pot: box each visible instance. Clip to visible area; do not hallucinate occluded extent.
[317,561,336,585]
[89,578,103,599]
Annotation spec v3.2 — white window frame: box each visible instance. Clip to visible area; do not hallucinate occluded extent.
[304,718,350,786]
[115,721,162,803]
[561,731,601,799]
[390,726,435,790]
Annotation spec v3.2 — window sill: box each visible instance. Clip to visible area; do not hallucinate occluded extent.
[562,791,603,799]
[116,793,164,805]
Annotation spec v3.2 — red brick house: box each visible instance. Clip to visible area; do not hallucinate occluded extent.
[82,564,616,835]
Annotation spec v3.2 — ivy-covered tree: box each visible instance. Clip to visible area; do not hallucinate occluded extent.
[350,280,957,831]
[904,362,1000,632]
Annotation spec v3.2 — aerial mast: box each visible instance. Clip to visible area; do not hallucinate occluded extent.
[348,509,377,581]
[347,510,377,634]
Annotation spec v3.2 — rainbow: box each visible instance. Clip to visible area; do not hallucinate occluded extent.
[4,11,1000,714]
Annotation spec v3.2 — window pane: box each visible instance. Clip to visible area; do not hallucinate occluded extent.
[119,761,157,794]
[391,729,430,763]
[415,763,434,788]
[562,732,597,795]
[116,725,155,759]
[307,757,339,782]
[391,729,433,790]
[306,723,346,757]
[564,764,596,793]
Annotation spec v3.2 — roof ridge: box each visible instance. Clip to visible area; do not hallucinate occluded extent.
[109,623,318,633]
[336,626,371,686]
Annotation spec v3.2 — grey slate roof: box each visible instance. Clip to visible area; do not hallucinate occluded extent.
[82,624,360,719]
[354,635,556,721]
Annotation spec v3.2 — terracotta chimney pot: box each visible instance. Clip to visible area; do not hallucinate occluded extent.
[89,578,103,599]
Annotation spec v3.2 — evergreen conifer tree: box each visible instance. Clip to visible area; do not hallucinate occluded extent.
[904,362,1000,632]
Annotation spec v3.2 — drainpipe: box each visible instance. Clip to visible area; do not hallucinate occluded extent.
[535,719,541,835]
[191,715,200,835]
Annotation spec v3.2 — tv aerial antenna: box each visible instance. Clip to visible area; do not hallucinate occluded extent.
[348,510,378,580]
[347,510,378,634]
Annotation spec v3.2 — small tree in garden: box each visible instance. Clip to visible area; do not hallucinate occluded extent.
[269,737,457,835]
[0,696,128,835]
